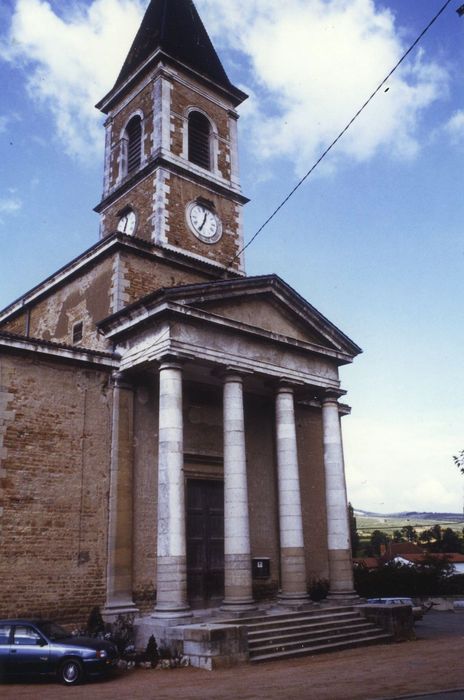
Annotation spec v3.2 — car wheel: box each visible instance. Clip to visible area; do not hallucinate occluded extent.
[58,658,84,685]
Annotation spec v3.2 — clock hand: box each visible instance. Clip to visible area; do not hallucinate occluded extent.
[199,212,207,231]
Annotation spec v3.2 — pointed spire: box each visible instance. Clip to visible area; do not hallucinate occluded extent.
[111,0,244,102]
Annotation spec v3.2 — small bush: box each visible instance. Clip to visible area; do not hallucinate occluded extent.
[86,606,105,638]
[309,578,329,601]
[145,635,159,668]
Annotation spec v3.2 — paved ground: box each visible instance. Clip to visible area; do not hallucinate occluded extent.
[1,611,464,700]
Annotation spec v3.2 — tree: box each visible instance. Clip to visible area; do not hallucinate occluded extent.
[401,525,418,543]
[370,530,389,557]
[441,528,462,553]
[419,529,434,546]
[453,450,464,474]
[392,529,404,543]
[348,503,360,557]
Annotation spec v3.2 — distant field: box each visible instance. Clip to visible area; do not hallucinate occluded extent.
[356,514,464,536]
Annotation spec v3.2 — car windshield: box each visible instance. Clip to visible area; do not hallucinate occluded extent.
[37,621,70,641]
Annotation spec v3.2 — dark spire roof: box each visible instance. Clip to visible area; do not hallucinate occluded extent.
[112,0,242,99]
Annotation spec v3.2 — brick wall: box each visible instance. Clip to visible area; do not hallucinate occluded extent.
[121,251,210,305]
[166,175,241,269]
[0,353,112,623]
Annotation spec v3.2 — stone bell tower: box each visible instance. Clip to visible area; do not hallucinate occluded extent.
[95,0,249,274]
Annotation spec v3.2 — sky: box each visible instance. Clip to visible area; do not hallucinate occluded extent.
[0,0,463,515]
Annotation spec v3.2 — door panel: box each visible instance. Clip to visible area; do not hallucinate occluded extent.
[187,479,224,606]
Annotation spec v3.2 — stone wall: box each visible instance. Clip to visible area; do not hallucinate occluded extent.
[0,257,114,351]
[0,352,112,623]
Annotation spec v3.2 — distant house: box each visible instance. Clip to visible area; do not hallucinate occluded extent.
[387,553,464,575]
[355,543,464,574]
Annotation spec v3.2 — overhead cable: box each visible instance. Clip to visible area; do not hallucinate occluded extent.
[226,0,455,272]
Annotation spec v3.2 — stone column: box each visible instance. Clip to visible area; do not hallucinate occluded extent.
[275,384,309,606]
[221,371,256,612]
[322,390,357,600]
[103,372,138,620]
[153,360,191,619]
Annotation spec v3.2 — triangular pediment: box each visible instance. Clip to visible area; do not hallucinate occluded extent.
[98,274,362,362]
[191,296,330,348]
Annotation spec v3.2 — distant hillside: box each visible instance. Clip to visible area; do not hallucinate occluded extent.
[354,509,463,522]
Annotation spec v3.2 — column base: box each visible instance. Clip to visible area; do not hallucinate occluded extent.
[277,592,311,609]
[152,603,193,620]
[101,602,139,623]
[326,590,361,605]
[220,597,258,615]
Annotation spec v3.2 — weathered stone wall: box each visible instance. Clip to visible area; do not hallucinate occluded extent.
[0,258,114,351]
[1,314,27,336]
[0,352,112,622]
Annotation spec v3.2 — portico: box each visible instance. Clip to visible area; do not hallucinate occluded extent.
[100,275,360,620]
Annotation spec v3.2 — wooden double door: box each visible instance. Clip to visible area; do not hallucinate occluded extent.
[186,479,224,607]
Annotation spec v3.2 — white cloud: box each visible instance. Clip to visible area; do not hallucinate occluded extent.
[197,0,448,174]
[0,196,22,215]
[0,0,449,170]
[1,0,145,163]
[0,116,8,133]
[445,110,464,144]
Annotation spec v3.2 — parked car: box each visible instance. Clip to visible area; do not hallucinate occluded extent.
[0,619,119,685]
[366,597,424,621]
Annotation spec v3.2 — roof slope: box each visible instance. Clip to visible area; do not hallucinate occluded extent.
[114,0,236,94]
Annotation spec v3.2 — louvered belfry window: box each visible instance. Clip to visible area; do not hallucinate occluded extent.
[188,112,211,170]
[126,116,142,174]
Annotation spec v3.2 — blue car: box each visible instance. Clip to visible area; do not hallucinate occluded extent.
[0,619,119,686]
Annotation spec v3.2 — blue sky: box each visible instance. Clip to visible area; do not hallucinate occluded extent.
[1,0,463,513]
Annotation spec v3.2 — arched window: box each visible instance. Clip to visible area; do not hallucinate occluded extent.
[188,111,211,170]
[126,115,142,174]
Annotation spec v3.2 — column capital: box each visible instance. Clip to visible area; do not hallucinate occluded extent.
[276,377,304,394]
[321,388,346,404]
[217,366,253,384]
[158,354,185,372]
[111,371,133,391]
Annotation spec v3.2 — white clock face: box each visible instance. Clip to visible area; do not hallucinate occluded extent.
[117,210,137,235]
[188,203,222,244]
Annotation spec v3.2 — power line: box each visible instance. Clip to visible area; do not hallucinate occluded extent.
[226,0,455,272]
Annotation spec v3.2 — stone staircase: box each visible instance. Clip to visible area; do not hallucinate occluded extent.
[224,605,392,663]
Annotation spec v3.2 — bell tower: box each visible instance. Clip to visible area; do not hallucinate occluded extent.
[95,0,248,274]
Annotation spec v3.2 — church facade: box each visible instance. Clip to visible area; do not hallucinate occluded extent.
[0,0,361,624]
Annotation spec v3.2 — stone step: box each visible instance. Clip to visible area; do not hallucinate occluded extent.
[248,621,375,647]
[244,610,360,633]
[249,625,384,654]
[250,632,392,663]
[220,605,355,628]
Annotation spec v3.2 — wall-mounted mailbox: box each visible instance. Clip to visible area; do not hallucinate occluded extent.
[252,557,270,579]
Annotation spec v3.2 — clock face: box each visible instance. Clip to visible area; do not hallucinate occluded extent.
[188,203,222,244]
[117,209,137,235]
